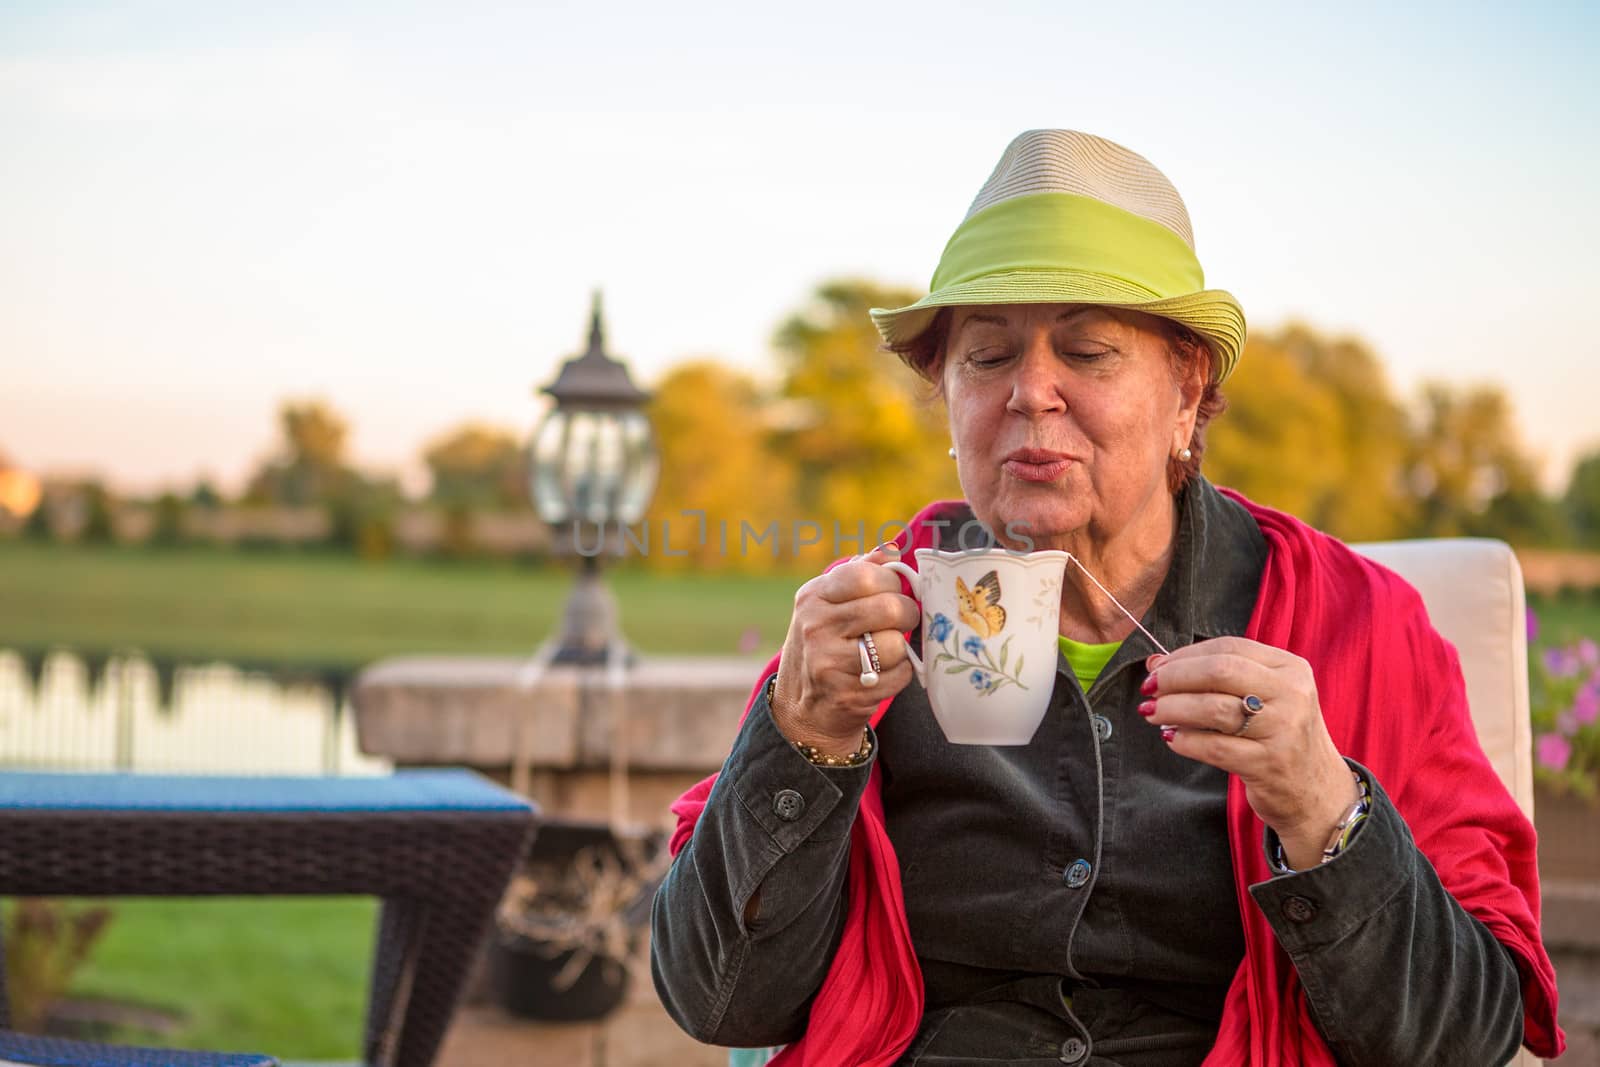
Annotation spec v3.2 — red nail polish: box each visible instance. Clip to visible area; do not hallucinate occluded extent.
[1160,726,1177,743]
[1138,700,1157,718]
[1140,673,1158,696]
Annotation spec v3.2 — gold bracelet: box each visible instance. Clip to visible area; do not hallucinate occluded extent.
[764,675,874,767]
[794,730,874,768]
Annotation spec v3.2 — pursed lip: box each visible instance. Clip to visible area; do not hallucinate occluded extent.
[1001,447,1077,482]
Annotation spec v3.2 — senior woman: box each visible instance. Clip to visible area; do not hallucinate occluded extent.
[651,131,1562,1066]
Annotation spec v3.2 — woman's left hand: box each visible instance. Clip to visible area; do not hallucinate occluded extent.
[1142,636,1361,870]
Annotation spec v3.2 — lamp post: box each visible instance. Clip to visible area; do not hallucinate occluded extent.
[530,293,658,665]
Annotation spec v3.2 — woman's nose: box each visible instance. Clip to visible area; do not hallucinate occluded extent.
[1005,339,1068,415]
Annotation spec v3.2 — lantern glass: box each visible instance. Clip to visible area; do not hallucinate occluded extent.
[530,409,572,522]
[530,407,658,526]
[615,410,658,524]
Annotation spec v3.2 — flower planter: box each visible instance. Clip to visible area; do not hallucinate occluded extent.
[490,818,664,1023]
[490,928,634,1022]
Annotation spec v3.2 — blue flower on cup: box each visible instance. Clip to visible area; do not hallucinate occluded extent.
[928,614,1027,696]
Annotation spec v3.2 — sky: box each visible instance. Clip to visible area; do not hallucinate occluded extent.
[1,1,1596,495]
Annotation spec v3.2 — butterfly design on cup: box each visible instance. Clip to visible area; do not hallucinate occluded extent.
[955,571,1007,638]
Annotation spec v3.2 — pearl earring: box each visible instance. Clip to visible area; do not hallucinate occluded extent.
[1178,447,1192,461]
[948,446,958,459]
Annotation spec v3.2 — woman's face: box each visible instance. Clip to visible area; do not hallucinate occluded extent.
[941,303,1202,551]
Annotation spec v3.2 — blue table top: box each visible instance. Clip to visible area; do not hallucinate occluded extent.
[0,768,535,814]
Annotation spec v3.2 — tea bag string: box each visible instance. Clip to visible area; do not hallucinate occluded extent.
[1064,553,1171,658]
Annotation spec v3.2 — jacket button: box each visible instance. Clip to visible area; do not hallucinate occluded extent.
[1282,895,1319,924]
[1059,1035,1089,1064]
[772,789,806,822]
[1063,858,1092,889]
[1093,714,1113,742]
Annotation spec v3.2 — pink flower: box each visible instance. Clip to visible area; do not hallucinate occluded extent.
[1574,685,1600,726]
[1580,638,1600,668]
[1537,733,1572,771]
[1558,710,1579,736]
[737,626,763,654]
[1526,608,1540,644]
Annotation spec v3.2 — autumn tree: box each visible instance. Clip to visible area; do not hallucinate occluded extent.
[243,398,400,555]
[1275,325,1415,540]
[1205,332,1347,526]
[243,399,357,507]
[773,279,962,564]
[423,423,528,510]
[644,360,796,572]
[283,401,347,468]
[1206,324,1413,542]
[639,296,1576,562]
[1406,383,1560,543]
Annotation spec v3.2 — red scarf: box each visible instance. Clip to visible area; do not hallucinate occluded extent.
[668,494,1565,1064]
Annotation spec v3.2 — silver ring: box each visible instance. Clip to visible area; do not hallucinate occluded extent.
[1233,693,1264,736]
[861,631,882,673]
[857,637,880,688]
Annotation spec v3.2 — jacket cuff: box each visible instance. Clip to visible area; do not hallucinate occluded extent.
[727,675,875,856]
[1248,760,1414,954]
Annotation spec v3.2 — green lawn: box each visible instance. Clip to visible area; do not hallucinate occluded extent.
[7,897,376,1057]
[1527,593,1600,646]
[0,541,800,667]
[6,542,1588,669]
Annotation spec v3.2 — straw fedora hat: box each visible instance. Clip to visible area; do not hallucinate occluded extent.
[870,130,1246,383]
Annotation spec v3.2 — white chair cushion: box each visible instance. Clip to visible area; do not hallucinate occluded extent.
[1352,538,1533,817]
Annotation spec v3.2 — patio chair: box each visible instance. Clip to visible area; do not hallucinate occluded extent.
[1353,538,1540,1067]
[0,768,538,1067]
[727,537,1544,1067]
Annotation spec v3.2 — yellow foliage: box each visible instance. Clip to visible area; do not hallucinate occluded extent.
[421,422,526,509]
[279,399,349,468]
[1207,325,1414,542]
[643,361,796,573]
[637,281,968,573]
[638,300,1532,568]
[774,280,963,569]
[423,423,520,471]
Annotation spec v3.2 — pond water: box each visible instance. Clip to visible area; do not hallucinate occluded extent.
[0,649,389,775]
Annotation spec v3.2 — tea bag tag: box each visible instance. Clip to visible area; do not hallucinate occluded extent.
[1063,553,1171,657]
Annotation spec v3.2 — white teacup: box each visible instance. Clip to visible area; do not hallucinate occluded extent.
[883,547,1068,745]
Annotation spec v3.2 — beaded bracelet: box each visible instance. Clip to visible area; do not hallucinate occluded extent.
[764,674,874,768]
[794,731,874,768]
[1269,772,1371,875]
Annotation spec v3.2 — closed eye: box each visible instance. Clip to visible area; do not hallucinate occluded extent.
[964,348,1013,368]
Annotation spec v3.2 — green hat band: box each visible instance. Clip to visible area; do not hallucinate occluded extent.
[930,192,1205,300]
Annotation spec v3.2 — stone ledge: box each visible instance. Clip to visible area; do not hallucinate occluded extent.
[352,655,765,772]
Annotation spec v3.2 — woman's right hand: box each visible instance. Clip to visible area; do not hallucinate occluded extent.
[770,545,922,756]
